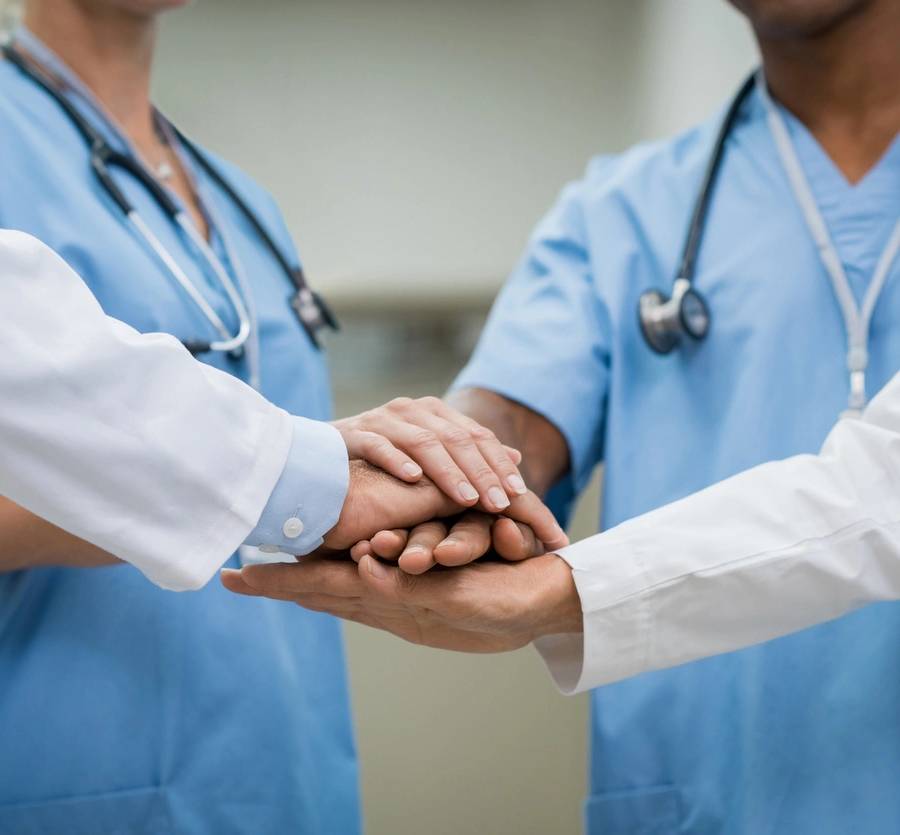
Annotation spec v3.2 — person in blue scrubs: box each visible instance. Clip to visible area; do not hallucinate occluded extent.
[230,0,900,832]
[0,1,566,826]
[0,2,358,832]
[452,2,900,832]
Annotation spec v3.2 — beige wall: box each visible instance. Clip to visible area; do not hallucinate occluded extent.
[154,3,757,833]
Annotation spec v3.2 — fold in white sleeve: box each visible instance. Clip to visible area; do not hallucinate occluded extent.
[536,369,900,694]
[0,230,343,591]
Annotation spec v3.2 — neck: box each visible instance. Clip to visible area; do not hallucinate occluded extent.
[22,0,158,140]
[758,0,900,183]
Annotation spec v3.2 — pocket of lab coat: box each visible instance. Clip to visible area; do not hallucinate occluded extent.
[0,786,172,835]
[583,785,682,834]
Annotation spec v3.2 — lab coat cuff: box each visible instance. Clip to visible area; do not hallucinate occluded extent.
[154,402,296,591]
[535,536,651,694]
[243,416,349,558]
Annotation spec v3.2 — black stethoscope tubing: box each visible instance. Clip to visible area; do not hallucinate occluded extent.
[2,43,338,352]
[638,74,757,355]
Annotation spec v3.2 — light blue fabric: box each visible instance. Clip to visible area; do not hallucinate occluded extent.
[455,86,900,834]
[0,37,360,835]
[246,415,349,555]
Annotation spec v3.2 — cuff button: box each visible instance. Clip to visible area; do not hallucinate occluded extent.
[282,517,305,539]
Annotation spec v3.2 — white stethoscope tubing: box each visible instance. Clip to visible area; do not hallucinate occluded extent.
[127,210,252,355]
[176,212,254,351]
[759,77,900,417]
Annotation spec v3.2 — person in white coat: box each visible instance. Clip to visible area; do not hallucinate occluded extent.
[0,228,564,589]
[226,3,900,831]
[224,358,900,689]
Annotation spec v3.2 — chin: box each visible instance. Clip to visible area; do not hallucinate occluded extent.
[116,0,193,14]
[727,0,873,38]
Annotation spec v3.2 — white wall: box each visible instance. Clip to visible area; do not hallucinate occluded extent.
[631,0,757,139]
[157,0,755,309]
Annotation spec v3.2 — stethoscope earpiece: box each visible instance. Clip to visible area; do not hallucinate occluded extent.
[638,279,710,355]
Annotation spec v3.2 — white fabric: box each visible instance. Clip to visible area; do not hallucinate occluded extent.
[0,230,296,590]
[537,368,900,694]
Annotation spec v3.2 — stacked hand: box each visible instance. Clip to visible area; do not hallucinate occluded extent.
[332,396,531,512]
[349,511,549,575]
[221,396,583,651]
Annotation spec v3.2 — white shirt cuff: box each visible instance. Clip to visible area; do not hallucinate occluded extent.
[243,416,349,558]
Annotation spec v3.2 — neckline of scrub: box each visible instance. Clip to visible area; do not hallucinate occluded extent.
[774,100,900,200]
[11,25,218,245]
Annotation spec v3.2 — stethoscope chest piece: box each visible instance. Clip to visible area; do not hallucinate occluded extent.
[290,285,340,348]
[637,73,756,357]
[638,278,711,355]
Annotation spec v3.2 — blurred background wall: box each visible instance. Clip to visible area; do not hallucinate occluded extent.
[151,2,756,832]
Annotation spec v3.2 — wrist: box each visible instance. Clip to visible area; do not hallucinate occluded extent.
[324,459,368,549]
[324,460,462,549]
[528,554,583,640]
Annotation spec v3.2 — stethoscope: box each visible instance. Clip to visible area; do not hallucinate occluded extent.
[639,71,900,417]
[2,43,338,357]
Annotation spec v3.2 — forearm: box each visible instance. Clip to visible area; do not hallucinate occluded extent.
[0,498,120,572]
[1,231,296,590]
[445,387,570,496]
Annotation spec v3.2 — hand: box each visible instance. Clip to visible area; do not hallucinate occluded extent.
[333,396,527,512]
[350,513,549,575]
[325,461,565,561]
[323,460,462,550]
[221,552,583,653]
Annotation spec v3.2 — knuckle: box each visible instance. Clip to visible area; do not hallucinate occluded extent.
[468,465,497,483]
[470,425,497,443]
[436,459,463,478]
[409,429,440,449]
[362,439,393,461]
[368,434,394,454]
[388,396,413,412]
[440,426,474,447]
[417,395,443,411]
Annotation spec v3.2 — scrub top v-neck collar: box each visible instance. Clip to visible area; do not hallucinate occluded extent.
[773,97,900,300]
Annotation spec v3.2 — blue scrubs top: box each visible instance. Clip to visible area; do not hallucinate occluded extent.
[0,50,360,835]
[456,87,900,834]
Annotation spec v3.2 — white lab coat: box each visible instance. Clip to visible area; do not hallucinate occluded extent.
[0,230,294,590]
[537,369,900,694]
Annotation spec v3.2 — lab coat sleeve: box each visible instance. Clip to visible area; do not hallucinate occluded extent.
[535,370,900,693]
[0,230,347,591]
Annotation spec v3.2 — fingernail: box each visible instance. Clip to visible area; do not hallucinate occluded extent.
[507,474,527,495]
[458,482,479,502]
[402,462,423,478]
[404,544,425,554]
[488,486,510,509]
[365,556,388,580]
[437,538,458,550]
